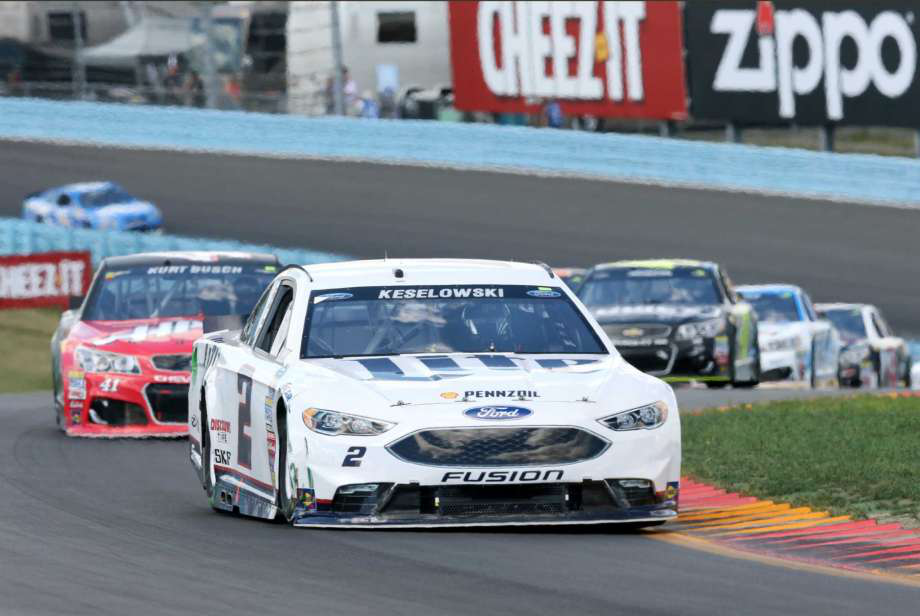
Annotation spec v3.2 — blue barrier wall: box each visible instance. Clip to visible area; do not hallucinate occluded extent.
[1,98,919,206]
[0,218,344,265]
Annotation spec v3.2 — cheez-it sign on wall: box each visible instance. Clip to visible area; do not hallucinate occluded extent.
[0,251,92,309]
[448,1,687,119]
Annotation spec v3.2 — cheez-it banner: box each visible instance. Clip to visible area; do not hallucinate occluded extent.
[448,1,687,119]
[0,251,92,309]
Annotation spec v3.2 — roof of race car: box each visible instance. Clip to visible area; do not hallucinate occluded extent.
[102,251,278,268]
[814,302,871,312]
[299,259,557,289]
[736,284,803,296]
[592,258,715,270]
[48,181,119,195]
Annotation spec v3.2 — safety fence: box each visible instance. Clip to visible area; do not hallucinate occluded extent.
[2,98,920,207]
[0,218,345,266]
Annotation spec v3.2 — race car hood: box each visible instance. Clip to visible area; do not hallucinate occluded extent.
[589,304,724,325]
[288,353,652,410]
[758,321,808,340]
[69,317,204,355]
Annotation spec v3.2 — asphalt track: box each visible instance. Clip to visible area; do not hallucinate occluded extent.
[2,140,920,614]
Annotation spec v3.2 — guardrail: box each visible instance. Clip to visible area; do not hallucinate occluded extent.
[1,98,919,207]
[0,218,344,266]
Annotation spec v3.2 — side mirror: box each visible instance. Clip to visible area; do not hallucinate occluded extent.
[68,295,84,310]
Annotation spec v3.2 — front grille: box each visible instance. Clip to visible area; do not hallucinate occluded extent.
[89,398,147,425]
[603,323,672,339]
[437,484,566,517]
[152,354,191,371]
[387,427,609,467]
[145,383,188,423]
[618,483,656,507]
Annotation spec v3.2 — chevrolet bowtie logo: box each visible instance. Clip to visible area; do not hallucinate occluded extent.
[622,328,644,337]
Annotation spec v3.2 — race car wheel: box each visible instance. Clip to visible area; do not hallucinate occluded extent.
[199,392,215,500]
[275,400,294,523]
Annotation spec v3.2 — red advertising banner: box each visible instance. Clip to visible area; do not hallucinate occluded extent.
[448,1,688,119]
[0,251,92,309]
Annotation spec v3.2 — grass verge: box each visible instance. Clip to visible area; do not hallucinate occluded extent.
[682,396,920,527]
[0,308,60,393]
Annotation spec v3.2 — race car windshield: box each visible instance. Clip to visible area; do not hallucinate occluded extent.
[578,267,722,307]
[83,187,135,207]
[302,285,607,358]
[81,263,277,321]
[821,308,867,341]
[741,293,801,323]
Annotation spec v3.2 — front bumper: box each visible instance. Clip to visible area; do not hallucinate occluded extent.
[614,335,731,381]
[290,480,679,528]
[64,370,188,437]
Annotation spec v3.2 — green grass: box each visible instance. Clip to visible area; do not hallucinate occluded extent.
[0,308,60,393]
[683,396,920,527]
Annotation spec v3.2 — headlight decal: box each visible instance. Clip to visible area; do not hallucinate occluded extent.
[302,408,395,436]
[675,318,725,340]
[75,346,141,374]
[599,401,669,431]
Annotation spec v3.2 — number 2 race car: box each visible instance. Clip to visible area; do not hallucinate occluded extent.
[188,259,681,528]
[577,260,760,388]
[52,251,279,437]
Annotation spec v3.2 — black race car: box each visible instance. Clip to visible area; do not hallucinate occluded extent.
[577,259,760,387]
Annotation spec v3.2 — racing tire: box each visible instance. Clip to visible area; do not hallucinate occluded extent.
[809,341,817,389]
[199,392,218,508]
[275,400,294,523]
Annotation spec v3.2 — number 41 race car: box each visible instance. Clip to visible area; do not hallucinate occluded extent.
[52,251,279,437]
[188,259,681,528]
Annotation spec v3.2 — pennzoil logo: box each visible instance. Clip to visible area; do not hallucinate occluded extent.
[440,391,459,400]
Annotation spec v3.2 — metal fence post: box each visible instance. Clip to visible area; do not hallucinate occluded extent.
[201,3,219,109]
[819,125,835,152]
[725,122,742,143]
[71,2,86,100]
[330,1,345,116]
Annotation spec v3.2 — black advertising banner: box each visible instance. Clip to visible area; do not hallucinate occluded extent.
[684,1,920,126]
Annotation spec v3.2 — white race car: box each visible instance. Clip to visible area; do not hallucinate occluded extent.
[736,284,840,388]
[188,259,681,528]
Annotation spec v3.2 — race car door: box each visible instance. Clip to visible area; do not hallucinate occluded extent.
[242,278,297,498]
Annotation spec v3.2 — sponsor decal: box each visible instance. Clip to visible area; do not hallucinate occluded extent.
[92,319,202,347]
[104,271,128,280]
[441,470,564,483]
[463,390,539,400]
[281,383,294,401]
[68,374,86,400]
[440,391,460,400]
[0,251,92,309]
[190,414,199,429]
[622,327,645,337]
[448,1,687,119]
[213,449,231,465]
[297,488,316,512]
[71,409,81,424]
[153,374,190,384]
[146,265,244,275]
[685,2,920,127]
[527,288,562,298]
[464,405,533,420]
[210,418,231,444]
[378,287,504,299]
[313,292,354,303]
[69,400,83,409]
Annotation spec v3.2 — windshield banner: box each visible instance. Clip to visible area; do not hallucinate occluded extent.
[448,1,688,119]
[0,251,92,309]
[314,285,565,303]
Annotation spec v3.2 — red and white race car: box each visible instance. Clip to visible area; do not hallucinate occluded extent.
[51,251,279,437]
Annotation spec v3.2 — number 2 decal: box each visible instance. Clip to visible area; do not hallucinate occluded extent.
[342,446,366,467]
[237,373,253,469]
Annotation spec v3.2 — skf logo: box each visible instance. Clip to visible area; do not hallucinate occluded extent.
[464,406,533,420]
[711,7,916,120]
[622,327,644,337]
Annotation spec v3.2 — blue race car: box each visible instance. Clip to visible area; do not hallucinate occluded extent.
[22,181,163,232]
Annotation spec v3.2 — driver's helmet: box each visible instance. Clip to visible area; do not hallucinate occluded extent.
[233,275,264,313]
[461,301,512,349]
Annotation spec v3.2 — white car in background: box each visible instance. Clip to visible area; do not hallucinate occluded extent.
[736,284,839,388]
[188,259,681,528]
[816,303,912,389]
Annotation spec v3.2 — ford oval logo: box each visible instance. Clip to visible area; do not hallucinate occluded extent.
[464,406,533,420]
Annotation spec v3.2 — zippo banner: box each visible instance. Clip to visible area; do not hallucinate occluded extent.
[448,1,688,119]
[684,1,920,126]
[0,251,92,309]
